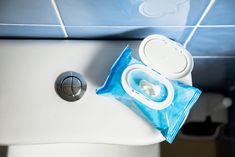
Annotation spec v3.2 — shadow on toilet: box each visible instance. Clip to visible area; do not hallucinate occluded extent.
[84,41,141,86]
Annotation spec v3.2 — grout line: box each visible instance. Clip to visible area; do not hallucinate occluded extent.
[64,25,195,28]
[0,23,61,27]
[183,0,216,48]
[65,25,235,28]
[51,0,68,38]
[198,25,235,28]
[1,23,235,28]
[193,56,235,59]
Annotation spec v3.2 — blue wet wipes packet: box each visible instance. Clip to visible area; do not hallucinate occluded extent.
[96,47,201,143]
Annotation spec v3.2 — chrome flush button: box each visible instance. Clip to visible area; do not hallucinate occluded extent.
[55,71,87,102]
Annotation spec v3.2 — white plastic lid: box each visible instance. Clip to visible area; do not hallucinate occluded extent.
[139,34,194,79]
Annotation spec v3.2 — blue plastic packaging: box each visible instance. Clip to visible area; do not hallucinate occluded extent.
[96,47,201,143]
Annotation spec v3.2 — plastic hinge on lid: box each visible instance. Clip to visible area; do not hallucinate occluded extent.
[139,34,194,79]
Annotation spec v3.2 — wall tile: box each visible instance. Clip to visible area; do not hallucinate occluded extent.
[187,27,235,56]
[186,0,211,25]
[56,0,192,26]
[65,26,193,43]
[0,0,64,37]
[56,0,206,38]
[0,25,64,38]
[202,0,235,25]
[0,0,59,24]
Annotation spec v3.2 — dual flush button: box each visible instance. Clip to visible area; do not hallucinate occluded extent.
[55,71,87,102]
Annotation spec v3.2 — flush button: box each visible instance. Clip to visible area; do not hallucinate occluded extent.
[55,71,87,102]
[72,77,82,96]
[62,77,73,96]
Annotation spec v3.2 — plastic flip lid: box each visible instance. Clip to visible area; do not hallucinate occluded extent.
[139,34,194,79]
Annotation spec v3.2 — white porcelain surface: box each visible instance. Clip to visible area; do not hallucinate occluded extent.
[0,39,194,157]
[0,40,167,145]
[7,143,160,157]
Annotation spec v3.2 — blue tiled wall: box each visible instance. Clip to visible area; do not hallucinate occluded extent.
[0,0,235,90]
[0,0,235,56]
[0,0,64,37]
[0,0,59,24]
[0,25,64,38]
[187,0,235,56]
[187,27,235,56]
[202,0,235,25]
